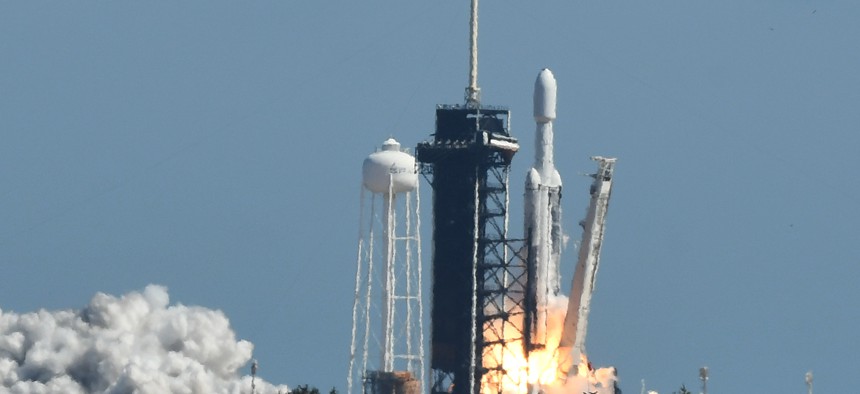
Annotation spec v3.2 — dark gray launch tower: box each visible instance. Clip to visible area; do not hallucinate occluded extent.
[416,105,529,394]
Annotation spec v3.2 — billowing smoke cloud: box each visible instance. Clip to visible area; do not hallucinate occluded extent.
[0,285,288,394]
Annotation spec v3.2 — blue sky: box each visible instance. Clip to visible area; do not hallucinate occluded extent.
[1,1,858,393]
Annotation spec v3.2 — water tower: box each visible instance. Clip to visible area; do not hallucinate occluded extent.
[348,138,425,394]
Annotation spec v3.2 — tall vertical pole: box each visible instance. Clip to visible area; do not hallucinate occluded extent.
[466,0,481,107]
[382,179,396,371]
[361,194,377,384]
[405,188,414,373]
[415,181,425,394]
[348,186,367,394]
[468,169,481,394]
[251,360,258,394]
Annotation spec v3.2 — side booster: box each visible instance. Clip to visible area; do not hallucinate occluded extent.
[524,68,563,347]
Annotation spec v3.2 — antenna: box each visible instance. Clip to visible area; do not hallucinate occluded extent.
[251,359,258,394]
[805,371,813,394]
[465,0,481,107]
[699,366,708,394]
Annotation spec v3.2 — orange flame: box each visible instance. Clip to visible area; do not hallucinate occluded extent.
[479,300,569,394]
[478,297,614,394]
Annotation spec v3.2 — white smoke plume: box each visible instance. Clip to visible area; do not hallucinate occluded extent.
[543,365,618,394]
[0,285,288,394]
[536,294,618,394]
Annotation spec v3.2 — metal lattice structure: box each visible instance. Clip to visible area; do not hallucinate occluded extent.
[348,165,425,394]
[475,152,532,394]
[416,105,528,394]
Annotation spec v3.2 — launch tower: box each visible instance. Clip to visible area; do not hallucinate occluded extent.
[416,104,526,394]
[416,1,528,394]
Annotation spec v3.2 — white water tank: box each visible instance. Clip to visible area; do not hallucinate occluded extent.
[362,138,418,194]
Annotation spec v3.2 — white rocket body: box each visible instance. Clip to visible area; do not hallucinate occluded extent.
[557,156,616,379]
[525,69,563,346]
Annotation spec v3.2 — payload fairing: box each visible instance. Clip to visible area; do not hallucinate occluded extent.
[525,69,563,347]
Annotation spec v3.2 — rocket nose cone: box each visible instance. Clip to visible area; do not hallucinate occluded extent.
[526,168,541,189]
[538,68,556,86]
[534,68,557,122]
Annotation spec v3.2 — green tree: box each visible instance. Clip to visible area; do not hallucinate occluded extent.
[289,385,321,394]
[672,384,692,394]
[286,385,338,394]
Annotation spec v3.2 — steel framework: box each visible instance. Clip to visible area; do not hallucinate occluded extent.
[348,179,425,394]
[417,105,529,394]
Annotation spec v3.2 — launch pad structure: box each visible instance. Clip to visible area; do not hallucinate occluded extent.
[415,2,533,392]
[348,1,618,394]
[416,105,528,394]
